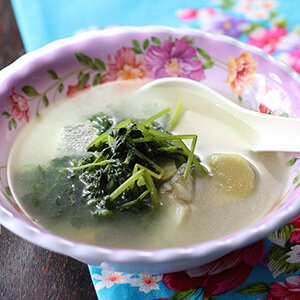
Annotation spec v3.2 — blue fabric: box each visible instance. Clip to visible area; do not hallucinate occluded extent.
[11,0,300,299]
[11,0,208,52]
[87,259,281,300]
[11,0,300,52]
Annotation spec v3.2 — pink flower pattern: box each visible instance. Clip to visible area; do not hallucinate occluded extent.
[162,241,264,297]
[265,275,300,300]
[67,83,91,97]
[7,88,30,122]
[289,215,300,243]
[224,51,257,95]
[247,27,287,54]
[286,50,300,73]
[101,47,151,83]
[144,39,205,80]
[176,8,199,22]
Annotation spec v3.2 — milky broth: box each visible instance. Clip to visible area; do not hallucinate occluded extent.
[7,81,290,249]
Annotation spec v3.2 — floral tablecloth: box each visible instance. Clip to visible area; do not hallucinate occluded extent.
[11,0,300,299]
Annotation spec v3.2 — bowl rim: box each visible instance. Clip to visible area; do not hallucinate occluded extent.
[1,25,300,267]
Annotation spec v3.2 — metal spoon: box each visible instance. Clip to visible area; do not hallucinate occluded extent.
[139,77,300,152]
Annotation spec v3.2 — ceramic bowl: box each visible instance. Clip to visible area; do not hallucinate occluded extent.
[1,26,300,274]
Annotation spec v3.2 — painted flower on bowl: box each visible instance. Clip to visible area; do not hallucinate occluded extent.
[248,26,287,54]
[101,47,150,83]
[162,240,264,297]
[144,39,205,80]
[257,84,291,116]
[224,51,257,95]
[258,86,278,114]
[7,88,30,122]
[259,102,272,114]
[67,83,91,97]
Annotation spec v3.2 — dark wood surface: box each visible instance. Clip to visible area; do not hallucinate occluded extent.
[0,1,97,299]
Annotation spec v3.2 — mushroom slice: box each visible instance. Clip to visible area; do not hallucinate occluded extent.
[160,163,194,203]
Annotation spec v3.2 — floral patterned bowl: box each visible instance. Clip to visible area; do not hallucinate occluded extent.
[1,26,300,274]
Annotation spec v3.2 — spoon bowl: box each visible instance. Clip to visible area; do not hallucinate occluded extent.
[139,77,300,152]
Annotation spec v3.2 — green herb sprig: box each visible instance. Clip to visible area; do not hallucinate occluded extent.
[20,102,207,222]
[74,101,207,216]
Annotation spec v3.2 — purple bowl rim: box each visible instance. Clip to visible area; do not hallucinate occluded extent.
[1,25,300,266]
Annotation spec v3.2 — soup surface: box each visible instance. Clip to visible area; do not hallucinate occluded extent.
[8,81,289,249]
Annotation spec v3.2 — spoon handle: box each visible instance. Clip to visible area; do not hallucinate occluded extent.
[140,78,300,153]
[203,91,300,152]
[244,111,300,152]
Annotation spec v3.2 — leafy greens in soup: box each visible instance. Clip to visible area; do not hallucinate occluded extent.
[7,81,290,249]
[19,104,206,219]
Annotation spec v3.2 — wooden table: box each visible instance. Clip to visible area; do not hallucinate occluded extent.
[0,1,97,299]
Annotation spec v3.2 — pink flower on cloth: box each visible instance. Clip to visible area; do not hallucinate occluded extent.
[176,8,199,21]
[144,39,205,80]
[235,0,277,20]
[129,274,162,294]
[286,50,300,73]
[7,88,30,122]
[93,269,132,290]
[162,240,264,297]
[224,51,257,95]
[288,214,300,243]
[264,275,300,300]
[101,47,151,83]
[248,26,287,54]
[177,7,216,21]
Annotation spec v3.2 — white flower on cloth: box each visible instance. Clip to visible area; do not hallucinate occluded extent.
[286,245,300,263]
[93,269,132,291]
[234,0,278,20]
[129,274,163,294]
